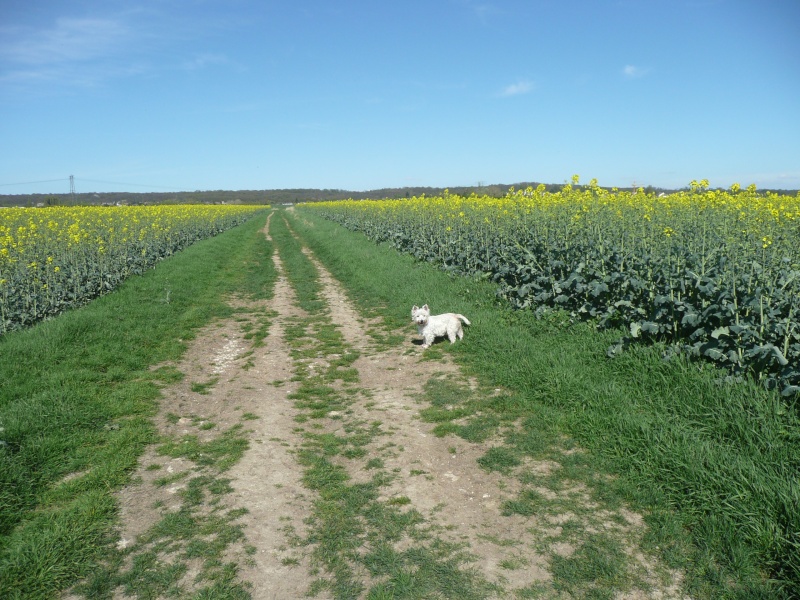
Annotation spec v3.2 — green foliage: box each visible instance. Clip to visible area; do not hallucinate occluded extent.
[551,533,629,598]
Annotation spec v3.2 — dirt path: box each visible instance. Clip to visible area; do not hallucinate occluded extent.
[106,217,687,599]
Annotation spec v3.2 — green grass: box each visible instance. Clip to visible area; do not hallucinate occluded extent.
[288,206,800,599]
[551,533,630,599]
[0,212,275,599]
[191,377,220,395]
[158,424,249,471]
[79,463,252,600]
[269,211,326,313]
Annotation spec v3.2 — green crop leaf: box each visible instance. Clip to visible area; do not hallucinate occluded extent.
[641,321,660,334]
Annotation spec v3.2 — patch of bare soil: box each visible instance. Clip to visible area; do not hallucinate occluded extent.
[109,223,688,599]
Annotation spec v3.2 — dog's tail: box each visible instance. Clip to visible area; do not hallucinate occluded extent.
[456,315,471,326]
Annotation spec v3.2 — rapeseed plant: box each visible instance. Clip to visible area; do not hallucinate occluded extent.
[0,204,267,333]
[307,181,800,394]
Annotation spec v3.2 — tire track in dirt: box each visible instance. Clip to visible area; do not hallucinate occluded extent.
[302,247,553,592]
[107,215,321,599]
[224,249,321,599]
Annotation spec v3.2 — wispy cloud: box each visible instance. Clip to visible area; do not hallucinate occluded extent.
[500,79,534,97]
[472,3,499,20]
[0,16,141,89]
[0,17,130,66]
[454,0,501,21]
[746,171,800,189]
[622,64,651,78]
[0,11,243,91]
[182,53,244,72]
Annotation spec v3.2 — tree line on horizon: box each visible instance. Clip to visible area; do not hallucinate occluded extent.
[2,181,795,208]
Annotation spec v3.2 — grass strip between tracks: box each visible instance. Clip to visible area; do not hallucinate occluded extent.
[270,210,500,598]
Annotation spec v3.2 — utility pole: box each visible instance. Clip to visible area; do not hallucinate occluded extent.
[69,175,76,200]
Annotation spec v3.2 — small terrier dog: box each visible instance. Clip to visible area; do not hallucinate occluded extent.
[411,304,471,349]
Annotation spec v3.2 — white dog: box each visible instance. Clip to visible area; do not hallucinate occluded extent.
[411,304,471,349]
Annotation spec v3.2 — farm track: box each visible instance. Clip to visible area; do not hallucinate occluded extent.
[104,215,688,599]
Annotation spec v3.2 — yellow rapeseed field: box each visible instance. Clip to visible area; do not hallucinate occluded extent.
[0,204,267,333]
[306,179,800,393]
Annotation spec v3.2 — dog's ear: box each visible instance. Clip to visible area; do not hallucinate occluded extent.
[422,304,429,310]
[412,305,418,311]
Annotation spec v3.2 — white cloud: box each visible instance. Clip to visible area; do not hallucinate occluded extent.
[0,16,143,90]
[0,12,245,91]
[744,171,800,190]
[500,80,534,97]
[472,3,499,20]
[0,18,129,66]
[623,64,651,78]
[182,53,239,71]
[455,0,501,21]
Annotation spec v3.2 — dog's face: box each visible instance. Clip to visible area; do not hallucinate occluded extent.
[411,304,430,325]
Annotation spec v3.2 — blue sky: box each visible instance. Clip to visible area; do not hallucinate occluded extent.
[1,0,798,194]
